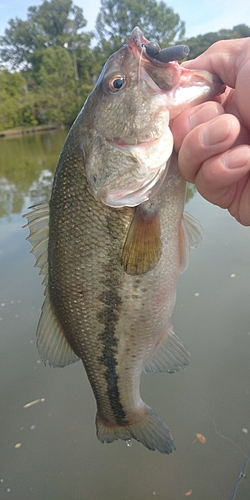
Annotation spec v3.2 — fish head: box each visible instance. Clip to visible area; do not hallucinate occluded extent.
[82,27,225,208]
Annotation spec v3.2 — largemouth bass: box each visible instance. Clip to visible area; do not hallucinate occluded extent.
[23,28,224,454]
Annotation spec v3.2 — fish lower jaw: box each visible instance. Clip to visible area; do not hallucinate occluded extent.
[107,128,171,150]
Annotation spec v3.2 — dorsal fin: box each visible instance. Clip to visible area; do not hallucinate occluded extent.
[37,294,79,367]
[23,203,79,367]
[23,203,50,281]
[121,206,161,275]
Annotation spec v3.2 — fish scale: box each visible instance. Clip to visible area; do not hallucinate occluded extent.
[48,132,134,424]
[23,27,225,454]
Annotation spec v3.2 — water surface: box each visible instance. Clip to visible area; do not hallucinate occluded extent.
[0,130,250,499]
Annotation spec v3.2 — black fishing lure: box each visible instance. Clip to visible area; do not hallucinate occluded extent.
[146,41,190,62]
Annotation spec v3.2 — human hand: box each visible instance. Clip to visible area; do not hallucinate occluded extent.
[171,38,250,225]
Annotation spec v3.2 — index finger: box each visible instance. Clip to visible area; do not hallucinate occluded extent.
[182,38,250,89]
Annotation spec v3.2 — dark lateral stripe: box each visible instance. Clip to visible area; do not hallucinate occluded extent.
[97,299,126,425]
[96,211,130,424]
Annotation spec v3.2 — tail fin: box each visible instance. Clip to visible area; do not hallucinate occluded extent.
[96,404,175,454]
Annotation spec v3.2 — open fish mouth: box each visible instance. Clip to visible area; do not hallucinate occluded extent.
[127,27,225,97]
[128,27,190,67]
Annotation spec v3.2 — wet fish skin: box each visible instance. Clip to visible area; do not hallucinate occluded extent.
[23,27,224,454]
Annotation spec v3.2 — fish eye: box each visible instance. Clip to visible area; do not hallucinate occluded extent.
[108,74,127,93]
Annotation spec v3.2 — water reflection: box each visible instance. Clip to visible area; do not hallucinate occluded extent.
[0,129,67,216]
[0,131,250,499]
[0,129,198,218]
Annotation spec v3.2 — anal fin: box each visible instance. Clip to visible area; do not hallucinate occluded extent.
[179,212,203,274]
[144,328,190,374]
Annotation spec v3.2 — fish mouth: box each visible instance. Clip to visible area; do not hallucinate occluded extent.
[127,27,183,68]
[127,27,154,64]
[127,27,225,98]
[126,28,187,93]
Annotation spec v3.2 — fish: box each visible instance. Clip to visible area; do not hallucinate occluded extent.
[23,27,224,454]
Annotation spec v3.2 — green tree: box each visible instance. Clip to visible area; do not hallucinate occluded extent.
[185,24,250,59]
[36,46,77,124]
[0,70,35,130]
[96,0,185,59]
[0,0,93,72]
[0,0,96,126]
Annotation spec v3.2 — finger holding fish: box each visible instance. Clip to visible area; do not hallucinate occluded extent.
[172,105,250,218]
[172,101,225,153]
[182,38,250,129]
[174,111,241,182]
[173,38,250,225]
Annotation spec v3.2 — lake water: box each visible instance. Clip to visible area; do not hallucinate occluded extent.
[0,129,250,499]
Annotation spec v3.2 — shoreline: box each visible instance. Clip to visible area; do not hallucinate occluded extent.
[0,124,64,138]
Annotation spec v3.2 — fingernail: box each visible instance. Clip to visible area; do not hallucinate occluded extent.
[223,146,250,169]
[201,118,232,147]
[189,103,220,129]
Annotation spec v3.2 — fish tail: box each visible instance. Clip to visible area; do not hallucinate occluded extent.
[96,404,175,454]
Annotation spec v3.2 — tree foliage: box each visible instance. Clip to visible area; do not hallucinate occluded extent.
[37,46,77,123]
[96,0,185,58]
[0,0,96,129]
[185,24,250,59]
[0,0,92,71]
[0,69,37,130]
[0,0,249,131]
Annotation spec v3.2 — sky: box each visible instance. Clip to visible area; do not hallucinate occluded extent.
[0,0,249,40]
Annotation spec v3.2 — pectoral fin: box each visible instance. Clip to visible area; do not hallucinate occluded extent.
[179,212,203,274]
[183,212,203,248]
[121,206,161,275]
